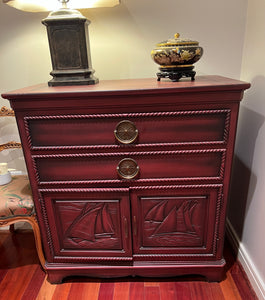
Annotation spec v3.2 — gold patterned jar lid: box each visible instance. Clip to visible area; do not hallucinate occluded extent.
[157,33,199,47]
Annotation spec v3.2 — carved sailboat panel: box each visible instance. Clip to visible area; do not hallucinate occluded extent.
[145,200,198,236]
[145,201,167,222]
[95,203,115,238]
[67,203,115,243]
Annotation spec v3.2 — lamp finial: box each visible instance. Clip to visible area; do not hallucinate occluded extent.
[58,0,70,8]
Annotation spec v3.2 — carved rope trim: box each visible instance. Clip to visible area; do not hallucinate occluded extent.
[51,254,214,262]
[37,177,223,187]
[0,106,15,117]
[38,191,55,258]
[212,186,224,256]
[0,220,10,226]
[0,142,22,152]
[53,256,133,262]
[38,184,223,193]
[32,148,226,158]
[24,109,231,120]
[29,141,226,151]
[132,253,215,259]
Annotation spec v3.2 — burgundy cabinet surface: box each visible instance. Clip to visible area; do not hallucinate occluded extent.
[2,76,250,283]
[40,189,132,261]
[130,186,220,256]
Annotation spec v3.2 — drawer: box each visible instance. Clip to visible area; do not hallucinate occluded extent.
[25,109,230,148]
[33,149,225,184]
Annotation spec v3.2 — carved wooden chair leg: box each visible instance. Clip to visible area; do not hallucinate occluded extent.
[27,215,46,270]
[1,216,46,270]
[9,224,15,233]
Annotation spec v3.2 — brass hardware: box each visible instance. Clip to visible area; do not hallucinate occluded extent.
[133,216,137,236]
[117,158,139,180]
[114,120,138,144]
[124,217,128,239]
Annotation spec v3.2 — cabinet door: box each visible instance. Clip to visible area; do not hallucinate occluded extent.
[130,185,222,261]
[40,189,132,263]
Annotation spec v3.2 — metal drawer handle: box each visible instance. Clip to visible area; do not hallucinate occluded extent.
[114,120,138,144]
[117,158,139,180]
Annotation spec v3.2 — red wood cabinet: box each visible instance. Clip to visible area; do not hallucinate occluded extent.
[2,76,250,283]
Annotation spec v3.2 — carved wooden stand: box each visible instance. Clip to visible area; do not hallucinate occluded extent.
[157,66,196,82]
[2,76,250,283]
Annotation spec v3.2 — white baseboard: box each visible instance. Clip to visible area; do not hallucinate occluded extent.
[226,219,265,300]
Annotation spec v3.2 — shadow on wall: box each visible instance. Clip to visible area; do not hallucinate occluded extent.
[228,75,265,241]
[228,154,256,241]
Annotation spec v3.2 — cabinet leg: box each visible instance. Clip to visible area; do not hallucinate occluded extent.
[202,261,226,282]
[47,273,64,284]
[205,271,226,282]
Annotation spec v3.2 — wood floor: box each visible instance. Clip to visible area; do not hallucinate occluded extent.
[0,228,258,300]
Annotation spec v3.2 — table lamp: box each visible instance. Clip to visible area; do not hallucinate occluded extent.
[3,0,120,86]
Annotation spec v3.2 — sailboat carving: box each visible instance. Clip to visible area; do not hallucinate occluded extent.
[145,201,167,222]
[67,203,115,243]
[145,200,198,236]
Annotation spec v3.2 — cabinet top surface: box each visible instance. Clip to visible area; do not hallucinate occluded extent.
[2,76,250,100]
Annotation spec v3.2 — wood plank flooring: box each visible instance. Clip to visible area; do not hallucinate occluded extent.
[0,228,258,300]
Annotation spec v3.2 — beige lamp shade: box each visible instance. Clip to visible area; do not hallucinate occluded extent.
[3,0,120,12]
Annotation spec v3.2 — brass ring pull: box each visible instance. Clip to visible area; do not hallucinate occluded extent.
[117,158,139,180]
[114,120,138,144]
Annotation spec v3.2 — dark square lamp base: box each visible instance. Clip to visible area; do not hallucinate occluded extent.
[48,71,99,87]
[42,8,98,87]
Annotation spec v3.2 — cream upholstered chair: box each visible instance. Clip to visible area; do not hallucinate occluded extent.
[0,106,45,269]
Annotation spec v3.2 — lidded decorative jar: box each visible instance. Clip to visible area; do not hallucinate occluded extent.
[151,33,203,81]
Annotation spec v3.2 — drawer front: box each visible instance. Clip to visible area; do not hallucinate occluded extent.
[39,189,132,263]
[130,185,223,260]
[25,109,230,148]
[33,150,225,184]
